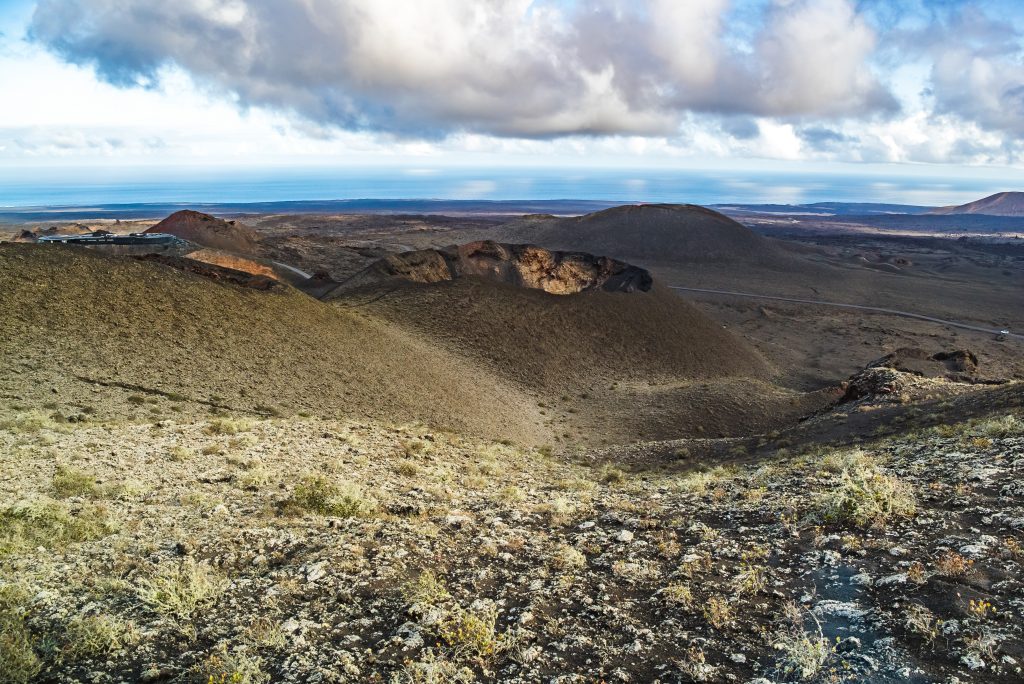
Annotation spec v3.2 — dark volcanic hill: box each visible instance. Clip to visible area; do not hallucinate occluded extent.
[326,242,765,385]
[930,191,1024,216]
[328,243,829,442]
[145,210,260,254]
[496,204,791,266]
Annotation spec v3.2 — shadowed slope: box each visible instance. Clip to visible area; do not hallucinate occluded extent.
[328,246,829,443]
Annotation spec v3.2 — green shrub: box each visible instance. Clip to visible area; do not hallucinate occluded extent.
[0,498,116,555]
[206,417,254,435]
[0,411,58,434]
[283,476,374,517]
[775,627,831,680]
[816,467,916,527]
[977,414,1024,438]
[196,643,269,684]
[52,465,99,499]
[64,613,138,659]
[438,603,504,659]
[0,584,41,684]
[137,558,227,621]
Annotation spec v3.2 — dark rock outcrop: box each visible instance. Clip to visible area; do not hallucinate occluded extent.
[868,348,979,382]
[330,240,652,296]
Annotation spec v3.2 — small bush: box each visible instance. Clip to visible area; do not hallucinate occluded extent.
[663,582,694,608]
[551,544,586,571]
[732,563,767,597]
[237,465,271,491]
[438,603,504,659]
[396,650,474,684]
[196,643,269,684]
[168,446,193,462]
[64,613,138,659]
[0,498,116,555]
[404,570,450,607]
[206,417,254,436]
[52,465,99,499]
[283,476,375,517]
[815,467,916,527]
[0,584,41,684]
[535,496,576,525]
[396,459,421,477]
[820,448,875,474]
[137,558,227,621]
[977,414,1023,438]
[775,627,831,680]
[0,411,58,434]
[600,465,626,485]
[703,595,734,629]
[904,603,939,643]
[241,618,286,649]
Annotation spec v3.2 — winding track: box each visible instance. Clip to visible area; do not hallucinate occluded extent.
[669,286,1024,342]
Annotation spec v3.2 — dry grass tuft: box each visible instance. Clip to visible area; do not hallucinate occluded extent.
[0,498,116,555]
[137,558,228,622]
[0,584,41,684]
[815,465,916,527]
[283,475,375,517]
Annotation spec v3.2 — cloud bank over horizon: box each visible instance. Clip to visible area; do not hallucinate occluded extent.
[6,0,1024,167]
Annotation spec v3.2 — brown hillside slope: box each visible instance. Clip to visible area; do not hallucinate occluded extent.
[145,210,260,254]
[930,191,1024,216]
[184,247,282,281]
[330,252,829,442]
[497,204,794,266]
[0,244,548,444]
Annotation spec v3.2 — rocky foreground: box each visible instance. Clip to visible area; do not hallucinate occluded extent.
[1,402,1023,683]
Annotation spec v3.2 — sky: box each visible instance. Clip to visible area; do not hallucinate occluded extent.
[2,0,1024,179]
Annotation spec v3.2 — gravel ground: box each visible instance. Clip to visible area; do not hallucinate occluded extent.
[1,383,1023,683]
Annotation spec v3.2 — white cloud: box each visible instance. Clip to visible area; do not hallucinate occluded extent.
[28,0,896,139]
[2,0,1024,169]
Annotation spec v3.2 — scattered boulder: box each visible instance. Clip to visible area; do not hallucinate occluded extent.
[868,347,979,382]
[841,367,912,402]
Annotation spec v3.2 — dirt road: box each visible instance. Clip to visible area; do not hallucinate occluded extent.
[670,286,1024,342]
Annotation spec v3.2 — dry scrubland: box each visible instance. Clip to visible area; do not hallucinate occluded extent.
[1,395,1023,683]
[3,204,1024,683]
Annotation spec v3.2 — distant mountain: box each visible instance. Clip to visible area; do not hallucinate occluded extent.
[930,192,1024,217]
[496,204,791,266]
[715,202,935,216]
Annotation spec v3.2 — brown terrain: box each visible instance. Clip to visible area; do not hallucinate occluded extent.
[1,199,1023,683]
[326,241,814,443]
[0,244,548,444]
[931,191,1024,216]
[145,210,261,254]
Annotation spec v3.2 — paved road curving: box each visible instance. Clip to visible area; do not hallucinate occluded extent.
[669,286,1024,342]
[271,260,313,279]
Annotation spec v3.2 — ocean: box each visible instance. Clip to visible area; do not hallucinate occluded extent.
[0,166,1014,209]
